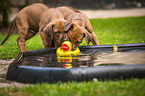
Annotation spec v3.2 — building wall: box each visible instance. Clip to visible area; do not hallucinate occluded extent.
[44,0,145,9]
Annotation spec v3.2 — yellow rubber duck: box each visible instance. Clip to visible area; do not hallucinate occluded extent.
[113,45,118,52]
[56,41,80,56]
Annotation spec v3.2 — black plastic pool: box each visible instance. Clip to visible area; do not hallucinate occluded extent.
[6,43,145,83]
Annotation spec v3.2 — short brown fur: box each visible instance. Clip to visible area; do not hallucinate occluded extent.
[1,3,71,52]
[57,6,100,50]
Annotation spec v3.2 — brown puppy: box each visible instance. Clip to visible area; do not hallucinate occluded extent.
[1,3,70,52]
[57,6,100,50]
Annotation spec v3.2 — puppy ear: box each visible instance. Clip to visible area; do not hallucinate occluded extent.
[84,31,92,45]
[64,22,73,32]
[43,23,54,40]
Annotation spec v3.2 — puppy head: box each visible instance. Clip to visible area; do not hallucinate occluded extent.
[67,23,92,50]
[43,19,71,47]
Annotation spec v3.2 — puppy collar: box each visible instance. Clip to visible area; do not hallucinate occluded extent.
[74,19,85,24]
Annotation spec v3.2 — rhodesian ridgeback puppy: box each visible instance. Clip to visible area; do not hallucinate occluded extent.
[57,6,100,50]
[1,3,70,52]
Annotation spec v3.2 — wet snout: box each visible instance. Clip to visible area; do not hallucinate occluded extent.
[63,33,68,41]
[60,33,68,45]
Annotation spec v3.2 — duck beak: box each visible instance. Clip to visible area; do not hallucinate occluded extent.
[61,44,70,51]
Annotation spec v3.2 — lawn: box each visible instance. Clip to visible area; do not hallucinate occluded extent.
[0,16,145,96]
[0,79,145,96]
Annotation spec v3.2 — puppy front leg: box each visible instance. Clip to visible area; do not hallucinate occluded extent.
[85,23,100,45]
[39,32,52,48]
[92,32,100,45]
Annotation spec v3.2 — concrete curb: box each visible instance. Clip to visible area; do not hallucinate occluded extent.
[80,8,145,19]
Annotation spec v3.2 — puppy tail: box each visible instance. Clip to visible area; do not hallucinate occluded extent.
[1,19,16,45]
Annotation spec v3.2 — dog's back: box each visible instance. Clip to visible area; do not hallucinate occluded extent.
[57,6,89,22]
[62,6,81,13]
[16,3,52,31]
[56,6,80,19]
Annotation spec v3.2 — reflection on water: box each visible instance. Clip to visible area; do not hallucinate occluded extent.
[21,49,145,68]
[95,51,145,66]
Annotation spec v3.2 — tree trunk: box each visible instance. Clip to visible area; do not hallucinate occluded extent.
[2,8,9,27]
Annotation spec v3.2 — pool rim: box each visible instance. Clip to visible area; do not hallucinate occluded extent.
[6,43,145,83]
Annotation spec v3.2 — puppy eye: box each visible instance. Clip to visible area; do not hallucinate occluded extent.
[75,41,81,44]
[55,31,60,35]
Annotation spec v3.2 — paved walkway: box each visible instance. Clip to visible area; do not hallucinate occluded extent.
[80,8,145,19]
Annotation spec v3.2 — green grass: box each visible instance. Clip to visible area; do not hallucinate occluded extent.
[81,16,145,45]
[0,78,145,96]
[0,16,145,59]
[0,34,43,59]
[0,16,145,96]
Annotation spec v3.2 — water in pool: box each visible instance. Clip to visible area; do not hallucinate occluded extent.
[20,48,145,68]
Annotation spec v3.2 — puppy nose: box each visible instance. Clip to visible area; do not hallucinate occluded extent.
[63,35,68,41]
[63,38,68,41]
